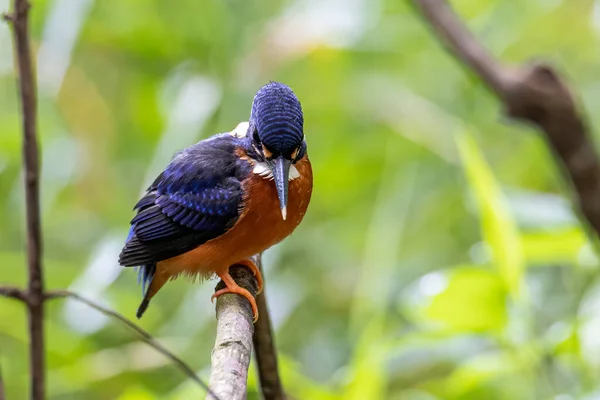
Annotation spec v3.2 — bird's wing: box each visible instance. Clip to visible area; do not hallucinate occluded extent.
[119,135,249,266]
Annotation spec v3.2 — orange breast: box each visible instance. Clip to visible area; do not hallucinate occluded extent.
[158,155,313,278]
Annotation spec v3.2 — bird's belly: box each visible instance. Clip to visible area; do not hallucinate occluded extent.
[158,157,313,278]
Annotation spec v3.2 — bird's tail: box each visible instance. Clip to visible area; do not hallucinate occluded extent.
[136,263,156,319]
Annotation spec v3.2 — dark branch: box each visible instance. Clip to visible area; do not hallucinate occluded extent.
[2,12,14,22]
[252,255,285,400]
[207,265,258,400]
[413,0,600,238]
[412,0,508,95]
[0,357,5,400]
[6,0,45,398]
[0,286,27,302]
[44,290,217,398]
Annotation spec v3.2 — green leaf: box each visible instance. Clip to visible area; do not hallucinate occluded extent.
[521,228,587,266]
[278,354,341,400]
[117,386,155,400]
[456,132,525,298]
[426,267,507,332]
[343,315,387,400]
[445,351,516,398]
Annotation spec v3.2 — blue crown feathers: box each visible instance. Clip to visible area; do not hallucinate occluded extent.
[250,82,304,156]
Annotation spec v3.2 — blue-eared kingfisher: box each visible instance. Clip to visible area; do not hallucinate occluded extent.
[118,82,313,322]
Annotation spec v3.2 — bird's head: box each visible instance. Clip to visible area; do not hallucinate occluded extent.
[249,82,305,220]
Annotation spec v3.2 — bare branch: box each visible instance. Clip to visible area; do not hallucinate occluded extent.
[207,265,258,400]
[2,12,14,22]
[412,0,600,238]
[6,0,45,398]
[0,358,5,400]
[252,255,285,400]
[45,290,218,398]
[412,0,508,95]
[0,286,27,302]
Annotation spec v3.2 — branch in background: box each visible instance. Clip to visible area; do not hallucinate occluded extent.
[0,286,27,301]
[5,0,45,398]
[412,0,600,238]
[207,265,258,400]
[252,255,286,400]
[0,357,5,400]
[44,290,217,398]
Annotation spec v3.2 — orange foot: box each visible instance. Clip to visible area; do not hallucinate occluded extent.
[211,269,260,323]
[235,259,263,294]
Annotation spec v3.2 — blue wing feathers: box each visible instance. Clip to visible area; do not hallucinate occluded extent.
[133,194,157,210]
[119,134,251,267]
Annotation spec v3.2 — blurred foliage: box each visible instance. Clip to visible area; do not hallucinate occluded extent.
[2,0,600,399]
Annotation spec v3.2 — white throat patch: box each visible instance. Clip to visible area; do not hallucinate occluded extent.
[253,162,300,181]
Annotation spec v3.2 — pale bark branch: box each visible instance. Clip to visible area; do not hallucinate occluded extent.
[252,255,285,400]
[413,0,600,238]
[207,265,258,400]
[5,0,45,398]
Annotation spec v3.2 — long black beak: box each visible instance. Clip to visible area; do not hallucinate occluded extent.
[270,156,291,220]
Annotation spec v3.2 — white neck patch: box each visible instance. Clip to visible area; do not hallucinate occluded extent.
[253,162,300,181]
[230,121,249,138]
[231,121,301,181]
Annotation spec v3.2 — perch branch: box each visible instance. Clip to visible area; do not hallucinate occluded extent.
[207,265,258,400]
[44,290,217,398]
[413,0,600,237]
[252,255,286,400]
[5,0,45,398]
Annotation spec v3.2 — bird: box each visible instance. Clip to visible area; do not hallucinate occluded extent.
[118,82,313,322]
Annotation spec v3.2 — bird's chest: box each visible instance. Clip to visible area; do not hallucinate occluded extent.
[164,156,312,274]
[237,156,313,249]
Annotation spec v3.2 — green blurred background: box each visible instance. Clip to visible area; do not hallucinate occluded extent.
[2,0,600,399]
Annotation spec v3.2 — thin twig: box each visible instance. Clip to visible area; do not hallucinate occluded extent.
[2,12,14,22]
[412,0,600,239]
[5,0,45,398]
[252,255,285,400]
[44,290,218,398]
[0,357,5,400]
[0,286,27,301]
[207,265,257,400]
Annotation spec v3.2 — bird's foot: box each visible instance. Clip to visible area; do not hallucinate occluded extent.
[211,271,259,322]
[234,259,263,294]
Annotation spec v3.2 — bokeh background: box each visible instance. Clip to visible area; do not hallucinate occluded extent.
[2,0,600,399]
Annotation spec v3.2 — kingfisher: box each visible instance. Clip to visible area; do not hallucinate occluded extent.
[118,82,313,322]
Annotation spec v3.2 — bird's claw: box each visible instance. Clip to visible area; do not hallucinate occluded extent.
[235,259,263,294]
[211,285,259,323]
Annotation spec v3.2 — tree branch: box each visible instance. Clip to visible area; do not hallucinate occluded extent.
[5,0,45,398]
[0,358,5,400]
[412,0,600,238]
[413,0,509,95]
[0,286,27,302]
[44,290,218,398]
[252,255,285,400]
[207,265,258,400]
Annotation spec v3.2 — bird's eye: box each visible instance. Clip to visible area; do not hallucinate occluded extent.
[262,144,273,159]
[291,147,299,160]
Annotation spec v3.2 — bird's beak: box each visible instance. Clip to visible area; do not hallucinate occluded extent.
[270,155,291,220]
